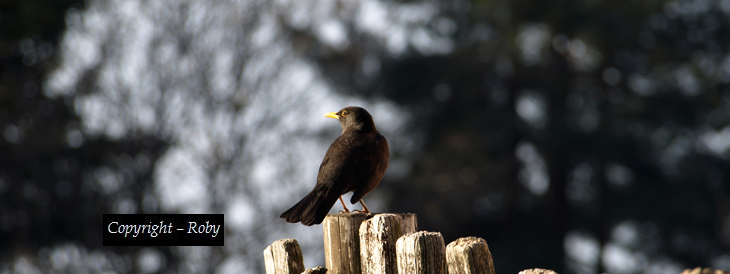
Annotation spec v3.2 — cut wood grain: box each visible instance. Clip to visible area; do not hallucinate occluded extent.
[396,231,446,274]
[263,238,305,274]
[323,212,372,274]
[446,237,495,274]
[518,269,558,274]
[359,213,417,274]
[302,266,327,274]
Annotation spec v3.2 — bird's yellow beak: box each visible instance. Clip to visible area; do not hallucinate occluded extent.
[324,112,340,119]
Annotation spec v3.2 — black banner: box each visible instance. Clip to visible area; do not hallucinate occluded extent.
[103,214,224,246]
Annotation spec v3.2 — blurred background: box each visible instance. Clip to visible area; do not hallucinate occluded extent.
[1,0,730,273]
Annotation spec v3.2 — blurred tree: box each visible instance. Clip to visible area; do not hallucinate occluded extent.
[324,0,730,273]
[0,0,169,272]
[39,0,433,272]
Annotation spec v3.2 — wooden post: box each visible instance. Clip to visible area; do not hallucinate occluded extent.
[359,213,418,274]
[302,266,328,274]
[322,212,372,274]
[360,214,400,274]
[396,231,447,274]
[263,238,305,274]
[518,269,558,274]
[398,213,418,234]
[679,268,729,274]
[446,237,495,274]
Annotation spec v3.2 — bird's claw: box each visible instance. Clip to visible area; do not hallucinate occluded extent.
[339,209,350,213]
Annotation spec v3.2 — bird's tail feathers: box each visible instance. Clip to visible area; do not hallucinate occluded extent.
[280,185,340,226]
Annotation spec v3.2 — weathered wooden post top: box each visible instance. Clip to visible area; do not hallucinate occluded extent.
[265,212,725,274]
[264,212,498,274]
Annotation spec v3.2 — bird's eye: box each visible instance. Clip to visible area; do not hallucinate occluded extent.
[341,110,348,117]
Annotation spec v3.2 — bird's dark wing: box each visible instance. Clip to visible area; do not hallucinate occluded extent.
[316,135,356,191]
[350,133,389,203]
[279,135,354,225]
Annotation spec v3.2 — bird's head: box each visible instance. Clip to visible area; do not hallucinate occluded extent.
[324,106,377,134]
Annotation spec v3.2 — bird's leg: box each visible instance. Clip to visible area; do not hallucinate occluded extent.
[352,199,370,214]
[338,196,351,213]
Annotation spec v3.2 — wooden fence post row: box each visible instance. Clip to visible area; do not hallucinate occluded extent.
[264,213,495,274]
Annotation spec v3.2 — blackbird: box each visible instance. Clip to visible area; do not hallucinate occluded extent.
[280,106,389,226]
